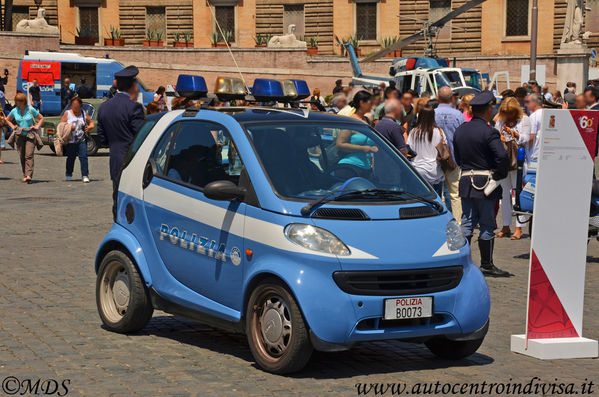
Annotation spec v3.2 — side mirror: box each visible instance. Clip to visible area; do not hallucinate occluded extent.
[204,180,246,201]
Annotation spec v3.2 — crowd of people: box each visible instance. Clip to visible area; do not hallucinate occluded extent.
[304,77,599,276]
[3,68,599,266]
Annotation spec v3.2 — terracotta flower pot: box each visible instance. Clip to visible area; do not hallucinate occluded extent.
[255,44,266,48]
[105,38,114,46]
[115,38,125,46]
[216,43,227,48]
[186,42,194,48]
[143,40,151,47]
[211,43,218,48]
[174,41,187,48]
[307,46,318,55]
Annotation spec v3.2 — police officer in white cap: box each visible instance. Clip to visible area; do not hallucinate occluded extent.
[453,90,512,277]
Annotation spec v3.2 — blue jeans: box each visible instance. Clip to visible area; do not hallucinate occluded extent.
[460,198,496,240]
[32,101,41,111]
[65,141,88,178]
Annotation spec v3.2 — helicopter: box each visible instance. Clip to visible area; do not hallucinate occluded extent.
[339,0,501,98]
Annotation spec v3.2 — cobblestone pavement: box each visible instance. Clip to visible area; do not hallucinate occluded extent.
[0,147,597,397]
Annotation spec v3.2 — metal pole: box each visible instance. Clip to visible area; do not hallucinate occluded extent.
[530,0,539,82]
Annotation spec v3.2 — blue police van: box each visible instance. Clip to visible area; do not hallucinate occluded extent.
[95,75,490,374]
[18,51,154,115]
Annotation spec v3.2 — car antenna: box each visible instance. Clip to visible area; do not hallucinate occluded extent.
[208,0,252,98]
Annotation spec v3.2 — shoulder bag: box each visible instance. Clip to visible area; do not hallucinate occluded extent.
[435,128,457,172]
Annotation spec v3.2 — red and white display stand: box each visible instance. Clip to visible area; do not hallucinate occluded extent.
[511,109,599,359]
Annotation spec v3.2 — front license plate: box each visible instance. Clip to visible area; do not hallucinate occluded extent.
[384,297,433,320]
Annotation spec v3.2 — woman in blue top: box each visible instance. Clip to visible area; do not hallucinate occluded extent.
[335,90,378,179]
[6,92,44,183]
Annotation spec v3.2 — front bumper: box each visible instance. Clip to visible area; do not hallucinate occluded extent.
[297,259,490,348]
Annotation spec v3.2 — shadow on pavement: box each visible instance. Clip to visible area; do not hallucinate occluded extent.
[133,315,494,378]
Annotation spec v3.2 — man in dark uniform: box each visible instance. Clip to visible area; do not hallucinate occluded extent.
[97,65,145,220]
[454,91,512,278]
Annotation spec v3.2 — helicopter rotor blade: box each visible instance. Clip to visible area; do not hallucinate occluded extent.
[361,32,424,63]
[430,0,487,28]
[361,0,487,63]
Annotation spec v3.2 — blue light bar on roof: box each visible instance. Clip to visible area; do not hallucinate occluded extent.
[176,74,208,99]
[290,79,310,100]
[251,78,284,101]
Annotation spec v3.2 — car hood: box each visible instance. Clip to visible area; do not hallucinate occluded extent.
[309,212,467,271]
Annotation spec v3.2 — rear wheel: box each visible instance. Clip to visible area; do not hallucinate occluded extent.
[246,279,313,374]
[425,336,484,360]
[96,250,153,333]
[86,136,99,156]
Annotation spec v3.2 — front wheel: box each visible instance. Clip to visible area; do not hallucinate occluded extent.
[96,250,153,333]
[425,336,484,360]
[246,279,313,374]
[86,136,99,156]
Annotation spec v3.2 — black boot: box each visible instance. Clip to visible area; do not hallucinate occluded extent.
[478,238,513,277]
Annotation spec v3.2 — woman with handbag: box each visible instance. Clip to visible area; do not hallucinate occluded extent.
[5,92,44,183]
[495,97,531,239]
[406,106,447,198]
[60,97,94,183]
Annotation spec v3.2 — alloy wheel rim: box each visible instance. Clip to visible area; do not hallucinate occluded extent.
[256,294,292,359]
[99,261,131,323]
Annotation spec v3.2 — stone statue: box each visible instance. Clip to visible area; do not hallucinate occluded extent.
[561,0,586,45]
[267,24,307,48]
[15,8,59,35]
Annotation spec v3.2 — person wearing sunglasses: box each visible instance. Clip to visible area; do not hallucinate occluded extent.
[6,92,44,183]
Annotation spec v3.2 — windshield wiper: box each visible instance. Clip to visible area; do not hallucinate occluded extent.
[301,188,443,216]
[301,189,364,216]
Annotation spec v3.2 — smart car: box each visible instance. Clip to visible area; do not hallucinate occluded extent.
[95,75,490,374]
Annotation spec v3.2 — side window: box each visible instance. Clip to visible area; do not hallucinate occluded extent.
[153,125,177,175]
[163,121,243,189]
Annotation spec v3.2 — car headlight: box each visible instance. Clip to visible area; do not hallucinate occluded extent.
[284,224,350,256]
[446,219,466,251]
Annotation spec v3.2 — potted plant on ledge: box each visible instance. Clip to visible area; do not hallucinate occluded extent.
[143,29,154,47]
[349,35,362,57]
[184,32,193,48]
[381,37,400,58]
[254,34,268,48]
[307,35,318,55]
[75,26,96,46]
[153,30,164,47]
[105,26,124,47]
[173,32,186,48]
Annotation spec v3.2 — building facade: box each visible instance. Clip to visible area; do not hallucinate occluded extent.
[3,0,599,57]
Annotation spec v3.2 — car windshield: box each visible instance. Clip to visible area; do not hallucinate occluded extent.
[243,122,433,201]
[435,71,463,88]
[463,71,482,90]
[62,103,95,118]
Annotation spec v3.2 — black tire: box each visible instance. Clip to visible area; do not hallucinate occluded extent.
[425,336,484,360]
[87,136,99,156]
[246,279,313,374]
[96,250,153,333]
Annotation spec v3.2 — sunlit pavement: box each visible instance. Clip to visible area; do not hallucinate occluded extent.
[0,147,597,396]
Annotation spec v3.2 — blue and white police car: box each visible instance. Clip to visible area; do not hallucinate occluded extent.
[95,75,490,374]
